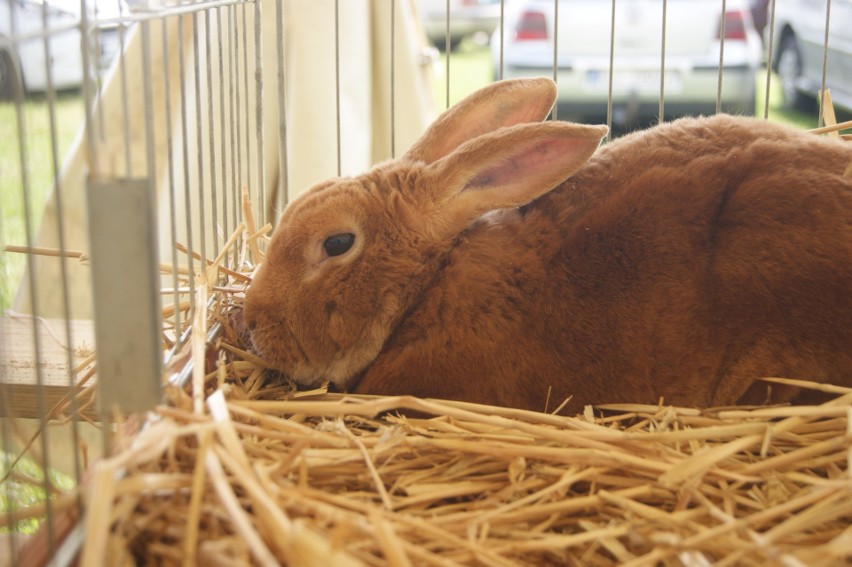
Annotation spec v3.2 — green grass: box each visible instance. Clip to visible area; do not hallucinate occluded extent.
[1,452,74,534]
[0,94,83,537]
[0,91,84,312]
[754,73,822,130]
[431,39,497,110]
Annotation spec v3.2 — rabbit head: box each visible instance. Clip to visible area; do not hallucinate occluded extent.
[242,78,607,389]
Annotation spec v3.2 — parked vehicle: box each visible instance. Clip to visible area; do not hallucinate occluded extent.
[749,0,769,43]
[492,0,763,125]
[416,0,501,51]
[768,0,852,113]
[0,0,127,98]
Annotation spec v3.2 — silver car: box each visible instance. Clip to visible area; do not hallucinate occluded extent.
[768,0,852,113]
[0,0,126,98]
[492,0,763,125]
[417,0,502,51]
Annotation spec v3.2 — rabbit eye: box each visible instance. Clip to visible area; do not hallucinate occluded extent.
[323,233,355,257]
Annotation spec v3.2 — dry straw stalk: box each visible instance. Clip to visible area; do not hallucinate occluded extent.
[75,358,852,566]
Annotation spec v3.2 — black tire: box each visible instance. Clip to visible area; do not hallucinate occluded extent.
[0,48,22,101]
[776,34,815,112]
[433,35,463,52]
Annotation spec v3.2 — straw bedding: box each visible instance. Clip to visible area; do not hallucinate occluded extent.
[78,325,852,566]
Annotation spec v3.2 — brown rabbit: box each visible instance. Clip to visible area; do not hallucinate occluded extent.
[243,78,852,414]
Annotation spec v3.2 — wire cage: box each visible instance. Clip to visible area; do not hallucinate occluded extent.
[1,0,851,565]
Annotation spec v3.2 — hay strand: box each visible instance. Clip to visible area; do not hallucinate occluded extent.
[78,373,851,565]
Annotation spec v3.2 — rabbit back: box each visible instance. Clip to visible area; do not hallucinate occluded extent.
[354,115,852,412]
[539,115,852,407]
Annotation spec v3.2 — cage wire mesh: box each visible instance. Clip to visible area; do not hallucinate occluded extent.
[0,0,850,565]
[1,0,280,558]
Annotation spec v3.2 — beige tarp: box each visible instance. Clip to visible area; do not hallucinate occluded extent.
[13,0,436,319]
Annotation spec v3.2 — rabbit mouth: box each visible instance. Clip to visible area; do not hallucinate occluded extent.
[242,302,387,391]
[248,326,358,390]
[247,327,311,382]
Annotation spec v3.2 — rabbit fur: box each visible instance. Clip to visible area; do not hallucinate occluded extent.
[243,78,852,414]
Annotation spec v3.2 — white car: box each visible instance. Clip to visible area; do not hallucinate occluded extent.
[417,0,502,51]
[768,0,852,112]
[0,0,127,98]
[492,0,763,125]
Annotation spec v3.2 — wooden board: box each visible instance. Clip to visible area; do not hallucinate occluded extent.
[0,317,95,419]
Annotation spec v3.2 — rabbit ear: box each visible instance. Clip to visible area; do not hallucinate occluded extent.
[403,78,558,164]
[420,121,608,238]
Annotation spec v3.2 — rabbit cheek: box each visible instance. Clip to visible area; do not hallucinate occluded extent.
[317,303,386,388]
